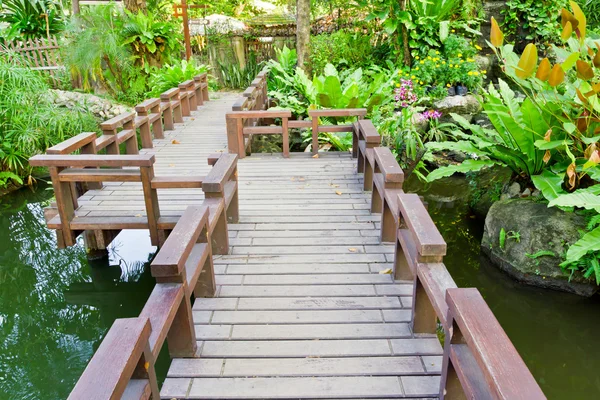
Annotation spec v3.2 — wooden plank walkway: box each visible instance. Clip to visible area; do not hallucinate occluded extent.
[76,92,443,398]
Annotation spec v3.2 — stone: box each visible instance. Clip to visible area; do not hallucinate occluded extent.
[433,94,482,116]
[47,89,131,120]
[521,188,531,197]
[472,112,493,129]
[507,182,521,198]
[469,165,513,218]
[481,199,597,296]
[410,112,429,132]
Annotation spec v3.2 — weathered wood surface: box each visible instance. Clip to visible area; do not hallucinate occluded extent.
[159,149,443,398]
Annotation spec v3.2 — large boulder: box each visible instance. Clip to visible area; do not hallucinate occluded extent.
[482,198,597,296]
[48,90,131,120]
[434,94,482,117]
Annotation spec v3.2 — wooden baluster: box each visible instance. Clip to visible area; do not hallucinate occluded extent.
[282,116,289,158]
[50,166,77,246]
[311,116,319,156]
[123,118,139,155]
[140,165,160,246]
[151,102,164,139]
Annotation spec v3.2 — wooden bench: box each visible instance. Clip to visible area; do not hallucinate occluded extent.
[178,80,197,116]
[135,98,164,140]
[160,88,183,130]
[369,147,404,242]
[226,110,291,158]
[99,111,150,153]
[441,288,546,399]
[68,317,159,400]
[193,73,209,106]
[309,108,367,155]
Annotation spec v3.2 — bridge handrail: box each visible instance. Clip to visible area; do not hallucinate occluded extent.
[356,133,545,397]
[69,204,218,399]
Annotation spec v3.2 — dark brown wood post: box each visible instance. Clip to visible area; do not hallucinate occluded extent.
[282,116,290,158]
[140,166,160,246]
[311,117,319,155]
[50,166,76,246]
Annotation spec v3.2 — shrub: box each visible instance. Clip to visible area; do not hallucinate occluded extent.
[0,0,64,40]
[308,30,379,75]
[147,59,208,97]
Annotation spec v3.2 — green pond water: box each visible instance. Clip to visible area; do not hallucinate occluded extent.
[0,180,598,399]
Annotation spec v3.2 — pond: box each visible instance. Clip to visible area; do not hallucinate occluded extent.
[0,180,598,399]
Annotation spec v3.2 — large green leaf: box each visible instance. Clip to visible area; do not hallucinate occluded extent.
[426,160,498,182]
[548,186,600,211]
[425,141,489,156]
[531,170,567,201]
[564,226,600,263]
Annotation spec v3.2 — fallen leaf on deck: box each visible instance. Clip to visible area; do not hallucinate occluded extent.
[312,154,319,159]
[135,214,142,217]
[348,248,358,253]
[299,178,305,181]
[172,139,180,144]
[169,164,175,167]
[379,268,393,274]
[335,191,343,195]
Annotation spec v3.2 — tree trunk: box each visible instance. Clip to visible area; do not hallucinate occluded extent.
[72,0,80,15]
[296,0,310,69]
[123,0,147,13]
[401,0,411,66]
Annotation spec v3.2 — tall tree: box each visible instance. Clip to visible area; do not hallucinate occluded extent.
[72,0,80,15]
[123,0,147,13]
[296,0,310,69]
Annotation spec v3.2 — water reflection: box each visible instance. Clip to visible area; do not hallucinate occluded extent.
[407,176,600,399]
[0,185,156,400]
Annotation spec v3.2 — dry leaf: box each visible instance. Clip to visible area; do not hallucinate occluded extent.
[299,178,305,181]
[169,163,175,167]
[312,154,319,159]
[570,1,586,40]
[335,191,343,195]
[544,129,552,141]
[348,248,358,253]
[543,150,551,164]
[379,268,393,274]
[135,214,142,217]
[566,162,577,190]
[172,139,180,144]
[561,8,578,30]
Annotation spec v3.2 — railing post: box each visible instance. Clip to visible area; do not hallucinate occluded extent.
[140,165,160,246]
[166,290,197,357]
[138,116,153,149]
[162,101,174,131]
[151,102,164,139]
[195,225,217,297]
[178,83,191,116]
[173,92,183,123]
[413,278,438,334]
[226,115,243,157]
[50,166,77,246]
[123,118,139,155]
[439,317,466,400]
[311,117,319,155]
[282,116,289,158]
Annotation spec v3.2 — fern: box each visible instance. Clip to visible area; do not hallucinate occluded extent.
[587,214,600,231]
[562,226,600,265]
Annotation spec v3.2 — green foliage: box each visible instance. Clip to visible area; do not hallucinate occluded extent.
[121,11,182,73]
[502,0,568,46]
[147,59,208,97]
[218,53,264,89]
[582,0,600,28]
[0,0,64,40]
[0,54,98,185]
[308,30,382,75]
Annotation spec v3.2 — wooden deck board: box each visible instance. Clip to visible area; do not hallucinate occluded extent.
[56,92,443,399]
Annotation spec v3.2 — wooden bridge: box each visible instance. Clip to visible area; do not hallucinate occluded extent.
[29,71,546,399]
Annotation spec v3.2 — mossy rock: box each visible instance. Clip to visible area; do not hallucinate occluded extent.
[481,198,597,296]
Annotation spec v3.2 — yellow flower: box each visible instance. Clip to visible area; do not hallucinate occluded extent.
[451,29,456,33]
[427,56,432,60]
[435,64,440,68]
[458,53,462,58]
[449,64,453,67]
[398,71,402,76]
[467,71,473,76]
[467,58,474,62]
[435,51,440,55]
[482,70,487,74]
[415,55,420,60]
[442,61,446,64]
[420,60,425,64]
[446,83,451,87]
[475,45,482,50]
[420,81,424,85]
[414,67,419,71]
[396,83,401,87]
[474,71,480,76]
[455,65,459,68]
[411,75,416,79]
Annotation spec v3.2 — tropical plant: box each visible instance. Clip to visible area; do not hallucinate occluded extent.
[308,30,382,74]
[63,5,135,97]
[147,59,208,97]
[0,53,98,185]
[121,11,182,72]
[502,0,569,47]
[218,53,264,89]
[486,3,600,281]
[0,0,64,40]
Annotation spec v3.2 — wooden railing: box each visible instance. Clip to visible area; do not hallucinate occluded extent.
[69,204,217,399]
[355,124,546,399]
[28,73,222,251]
[226,70,368,158]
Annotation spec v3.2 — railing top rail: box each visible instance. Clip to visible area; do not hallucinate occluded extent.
[356,119,382,143]
[226,110,291,119]
[135,98,161,112]
[29,154,155,168]
[398,193,446,257]
[309,108,367,117]
[373,147,404,183]
[100,111,136,130]
[446,288,546,399]
[161,88,180,100]
[46,132,97,155]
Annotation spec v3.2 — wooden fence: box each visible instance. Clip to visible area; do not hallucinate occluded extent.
[3,36,63,75]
